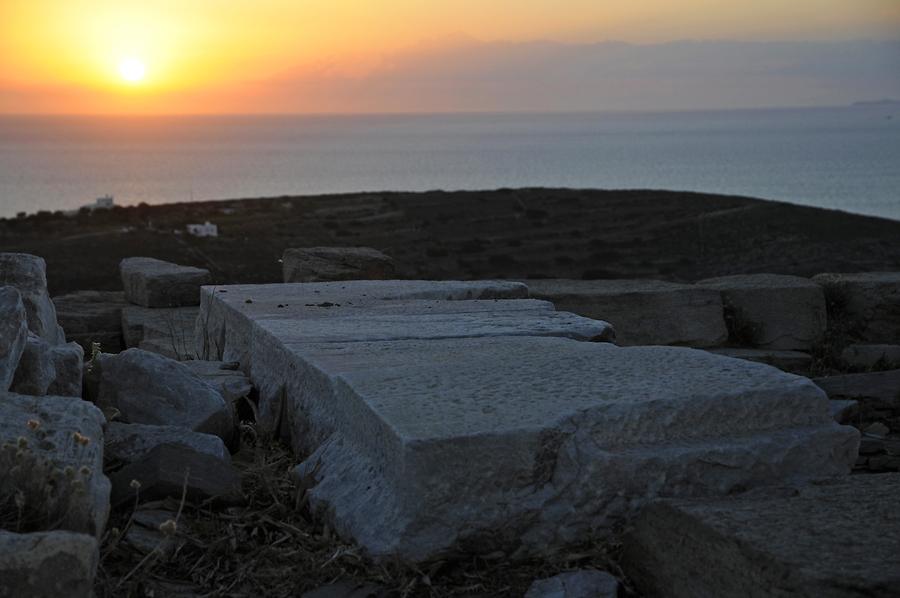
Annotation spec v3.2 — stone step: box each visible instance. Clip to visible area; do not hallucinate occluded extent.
[705,348,812,374]
[195,280,535,364]
[622,474,900,598]
[525,278,727,347]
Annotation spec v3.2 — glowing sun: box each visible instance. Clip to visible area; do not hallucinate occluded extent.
[118,58,146,83]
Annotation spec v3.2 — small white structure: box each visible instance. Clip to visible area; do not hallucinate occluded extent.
[186,221,218,238]
[93,195,115,210]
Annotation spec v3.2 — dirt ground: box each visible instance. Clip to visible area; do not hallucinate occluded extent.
[3,188,900,296]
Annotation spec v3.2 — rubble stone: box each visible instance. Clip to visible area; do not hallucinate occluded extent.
[525,278,727,346]
[120,257,211,308]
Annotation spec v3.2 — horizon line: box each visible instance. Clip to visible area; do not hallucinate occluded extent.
[2,100,896,119]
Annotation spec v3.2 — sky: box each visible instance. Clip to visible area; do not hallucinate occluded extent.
[1,0,899,114]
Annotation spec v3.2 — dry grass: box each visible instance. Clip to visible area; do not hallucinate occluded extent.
[95,425,630,597]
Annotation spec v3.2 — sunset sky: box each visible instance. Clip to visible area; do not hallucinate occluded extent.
[2,0,898,114]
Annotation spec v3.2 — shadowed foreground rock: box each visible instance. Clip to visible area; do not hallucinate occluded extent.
[524,570,618,598]
[92,349,233,442]
[525,278,727,346]
[0,286,28,390]
[0,392,109,537]
[813,369,900,430]
[622,474,900,598]
[0,253,65,345]
[11,333,83,397]
[108,443,242,507]
[53,290,128,353]
[0,530,98,598]
[104,422,231,468]
[199,281,857,561]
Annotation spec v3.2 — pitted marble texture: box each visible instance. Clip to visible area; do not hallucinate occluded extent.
[197,282,857,561]
[195,280,535,365]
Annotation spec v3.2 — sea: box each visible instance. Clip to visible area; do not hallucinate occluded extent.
[1,105,898,220]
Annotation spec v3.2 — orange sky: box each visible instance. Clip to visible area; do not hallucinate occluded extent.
[1,0,898,114]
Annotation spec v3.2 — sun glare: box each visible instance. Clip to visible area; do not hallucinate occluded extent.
[118,58,146,83]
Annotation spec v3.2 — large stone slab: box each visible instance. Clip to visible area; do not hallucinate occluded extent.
[93,349,233,442]
[0,530,98,598]
[813,369,900,430]
[282,338,855,561]
[282,246,396,283]
[120,257,211,308]
[622,474,900,598]
[525,279,727,346]
[0,392,110,537]
[53,290,128,353]
[197,283,856,561]
[0,253,65,345]
[814,271,900,343]
[195,280,533,364]
[697,274,826,350]
[0,286,28,391]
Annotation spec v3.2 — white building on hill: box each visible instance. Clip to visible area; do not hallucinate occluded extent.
[186,221,218,237]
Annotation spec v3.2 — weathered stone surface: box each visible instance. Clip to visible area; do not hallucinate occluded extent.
[0,286,28,391]
[284,338,855,560]
[0,530,98,598]
[814,369,900,430]
[697,274,826,350]
[121,257,211,308]
[53,290,128,353]
[11,333,84,397]
[622,474,900,598]
[195,280,535,364]
[814,271,900,343]
[283,246,397,283]
[706,348,812,374]
[105,422,230,468]
[842,344,900,370]
[93,349,233,442]
[198,282,856,561]
[109,443,242,507]
[0,253,65,344]
[525,278,727,346]
[0,392,110,537]
[524,570,619,598]
[122,305,199,360]
[830,399,858,425]
[181,360,252,403]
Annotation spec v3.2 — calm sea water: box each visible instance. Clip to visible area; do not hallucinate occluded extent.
[1,106,898,220]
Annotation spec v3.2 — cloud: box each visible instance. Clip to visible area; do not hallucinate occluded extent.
[253,38,900,113]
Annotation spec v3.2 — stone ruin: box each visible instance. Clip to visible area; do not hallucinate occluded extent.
[2,248,900,596]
